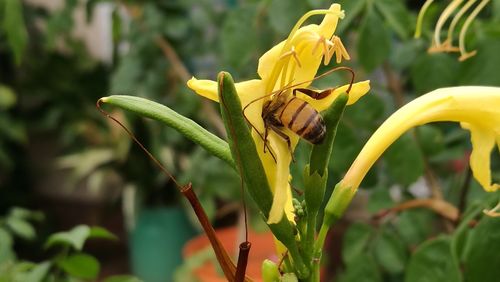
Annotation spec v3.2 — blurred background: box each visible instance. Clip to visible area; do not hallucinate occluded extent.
[1,0,499,281]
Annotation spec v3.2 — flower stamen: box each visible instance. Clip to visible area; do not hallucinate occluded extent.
[415,0,436,38]
[483,201,500,217]
[458,0,490,61]
[265,8,343,94]
[444,0,477,52]
[330,36,350,64]
[279,46,302,68]
[430,0,463,52]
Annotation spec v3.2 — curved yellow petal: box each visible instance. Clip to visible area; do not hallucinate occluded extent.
[297,80,371,112]
[318,4,342,39]
[187,77,264,105]
[342,86,500,193]
[461,122,499,192]
[186,77,219,102]
[267,134,293,224]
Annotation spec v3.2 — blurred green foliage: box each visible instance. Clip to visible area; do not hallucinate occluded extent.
[0,208,135,281]
[1,0,499,280]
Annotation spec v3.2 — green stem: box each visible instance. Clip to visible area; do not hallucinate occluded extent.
[313,223,330,256]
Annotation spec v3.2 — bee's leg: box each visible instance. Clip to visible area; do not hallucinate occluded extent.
[269,125,295,163]
[293,88,334,100]
[260,124,277,163]
[263,125,269,153]
[242,106,276,161]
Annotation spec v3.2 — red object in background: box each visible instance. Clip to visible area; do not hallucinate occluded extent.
[183,227,277,282]
[450,150,471,173]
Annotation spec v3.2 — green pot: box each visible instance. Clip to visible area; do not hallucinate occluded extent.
[130,206,196,281]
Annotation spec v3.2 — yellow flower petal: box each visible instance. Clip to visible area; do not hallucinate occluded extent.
[187,77,263,104]
[318,4,343,39]
[267,135,293,224]
[186,77,219,102]
[461,122,499,192]
[342,86,500,193]
[297,80,371,112]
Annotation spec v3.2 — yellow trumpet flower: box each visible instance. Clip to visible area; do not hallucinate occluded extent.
[341,86,500,195]
[187,4,370,224]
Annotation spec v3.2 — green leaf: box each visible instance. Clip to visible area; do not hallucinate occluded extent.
[336,0,367,35]
[373,0,411,39]
[416,125,444,156]
[0,85,16,110]
[6,218,35,240]
[338,253,382,282]
[405,236,461,282]
[303,167,328,217]
[357,7,391,72]
[45,225,90,251]
[329,123,363,175]
[268,0,309,35]
[396,210,435,246]
[390,40,426,70]
[99,95,233,167]
[344,94,385,130]
[1,0,28,65]
[459,38,500,85]
[463,216,500,282]
[221,5,257,69]
[89,226,118,241]
[57,253,100,279]
[24,261,52,282]
[0,228,14,264]
[493,0,500,21]
[373,229,407,274]
[103,275,142,282]
[342,223,374,265]
[164,17,188,41]
[411,53,459,95]
[384,133,424,186]
[366,185,394,213]
[110,56,142,94]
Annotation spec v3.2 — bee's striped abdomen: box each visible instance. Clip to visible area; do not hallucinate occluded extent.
[278,97,326,144]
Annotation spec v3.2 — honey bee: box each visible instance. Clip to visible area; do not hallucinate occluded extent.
[243,67,354,161]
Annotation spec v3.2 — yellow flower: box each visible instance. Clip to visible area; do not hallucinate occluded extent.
[341,86,500,194]
[187,4,370,224]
